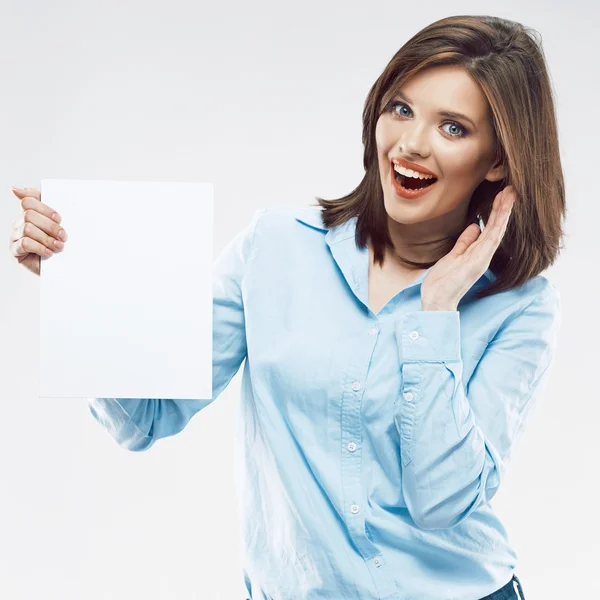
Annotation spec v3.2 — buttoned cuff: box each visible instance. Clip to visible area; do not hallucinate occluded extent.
[397,311,461,363]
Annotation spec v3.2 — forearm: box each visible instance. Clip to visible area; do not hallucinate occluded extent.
[87,398,208,451]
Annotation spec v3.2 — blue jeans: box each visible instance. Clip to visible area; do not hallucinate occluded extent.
[244,573,526,600]
[480,573,525,600]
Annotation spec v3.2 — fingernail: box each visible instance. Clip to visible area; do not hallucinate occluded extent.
[11,186,24,192]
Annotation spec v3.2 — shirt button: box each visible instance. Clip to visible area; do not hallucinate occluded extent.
[352,381,361,391]
[403,391,414,402]
[368,327,378,336]
[409,331,420,340]
[347,442,357,452]
[373,557,381,567]
[350,504,360,514]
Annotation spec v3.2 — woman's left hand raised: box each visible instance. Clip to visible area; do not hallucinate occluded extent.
[420,185,516,311]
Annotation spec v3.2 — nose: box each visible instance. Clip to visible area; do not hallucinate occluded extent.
[397,121,429,157]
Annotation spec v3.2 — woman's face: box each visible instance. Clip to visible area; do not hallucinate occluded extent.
[375,65,505,234]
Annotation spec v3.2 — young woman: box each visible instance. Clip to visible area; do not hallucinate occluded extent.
[9,13,565,600]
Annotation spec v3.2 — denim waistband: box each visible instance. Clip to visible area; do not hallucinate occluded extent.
[479,573,525,600]
[243,572,526,600]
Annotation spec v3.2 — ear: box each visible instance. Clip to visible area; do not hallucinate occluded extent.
[484,160,506,183]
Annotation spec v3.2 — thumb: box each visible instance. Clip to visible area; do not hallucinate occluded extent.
[11,187,40,200]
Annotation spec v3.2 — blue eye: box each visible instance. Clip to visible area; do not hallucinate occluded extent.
[388,101,468,138]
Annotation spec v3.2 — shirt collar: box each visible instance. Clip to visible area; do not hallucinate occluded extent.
[295,206,496,285]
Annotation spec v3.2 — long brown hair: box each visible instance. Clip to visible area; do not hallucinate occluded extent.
[314,15,566,299]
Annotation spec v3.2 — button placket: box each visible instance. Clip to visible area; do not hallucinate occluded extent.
[339,332,391,583]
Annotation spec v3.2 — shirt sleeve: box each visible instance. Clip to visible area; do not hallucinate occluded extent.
[87,208,266,452]
[395,282,561,530]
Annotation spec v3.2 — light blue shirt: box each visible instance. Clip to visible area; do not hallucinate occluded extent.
[88,205,561,600]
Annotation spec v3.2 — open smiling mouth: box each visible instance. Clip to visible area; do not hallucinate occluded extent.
[394,169,437,190]
[391,163,439,198]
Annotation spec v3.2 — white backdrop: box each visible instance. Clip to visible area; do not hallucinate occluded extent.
[2,1,598,599]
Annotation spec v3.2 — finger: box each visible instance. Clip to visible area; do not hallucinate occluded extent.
[12,186,62,224]
[452,223,481,257]
[12,186,41,201]
[479,193,513,256]
[15,210,66,250]
[20,194,62,224]
[479,187,511,244]
[9,235,53,259]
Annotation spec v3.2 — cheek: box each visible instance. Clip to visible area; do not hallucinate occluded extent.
[375,134,396,178]
[374,125,388,155]
[374,117,398,151]
[438,144,487,180]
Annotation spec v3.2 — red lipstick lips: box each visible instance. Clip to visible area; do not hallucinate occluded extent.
[390,159,438,200]
[391,157,438,177]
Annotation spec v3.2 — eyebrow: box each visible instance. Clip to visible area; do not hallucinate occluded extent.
[393,90,477,129]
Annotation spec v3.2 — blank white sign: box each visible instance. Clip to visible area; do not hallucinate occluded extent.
[39,179,213,401]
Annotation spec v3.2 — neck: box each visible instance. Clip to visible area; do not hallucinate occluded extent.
[385,204,469,264]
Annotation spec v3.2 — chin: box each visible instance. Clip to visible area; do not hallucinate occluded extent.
[383,195,431,225]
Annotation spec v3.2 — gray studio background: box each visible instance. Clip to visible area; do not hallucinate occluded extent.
[2,1,598,599]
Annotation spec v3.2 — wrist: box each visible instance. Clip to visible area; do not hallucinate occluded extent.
[421,299,458,311]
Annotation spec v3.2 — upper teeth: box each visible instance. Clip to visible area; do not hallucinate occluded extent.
[393,164,435,180]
